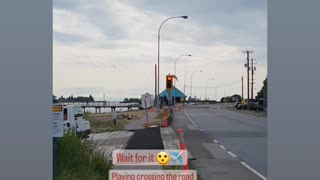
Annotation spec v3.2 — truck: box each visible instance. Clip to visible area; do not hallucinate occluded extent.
[62,105,91,136]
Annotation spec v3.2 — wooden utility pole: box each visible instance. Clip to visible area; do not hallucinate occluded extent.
[243,50,253,109]
[250,59,256,100]
[155,64,157,107]
[241,76,244,100]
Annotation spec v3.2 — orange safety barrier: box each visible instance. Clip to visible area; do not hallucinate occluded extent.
[177,127,188,170]
[162,108,169,127]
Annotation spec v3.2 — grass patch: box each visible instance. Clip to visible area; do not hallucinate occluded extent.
[85,110,146,133]
[155,112,163,120]
[55,133,111,180]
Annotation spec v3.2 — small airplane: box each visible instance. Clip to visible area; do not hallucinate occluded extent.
[170,151,184,165]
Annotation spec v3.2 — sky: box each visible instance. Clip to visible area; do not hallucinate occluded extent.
[53,0,267,101]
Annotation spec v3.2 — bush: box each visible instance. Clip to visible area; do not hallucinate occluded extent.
[55,133,110,180]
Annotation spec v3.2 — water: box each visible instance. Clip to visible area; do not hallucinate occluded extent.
[83,107,137,113]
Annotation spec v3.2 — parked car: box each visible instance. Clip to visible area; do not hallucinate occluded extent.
[234,100,242,108]
[250,101,264,112]
[236,99,263,111]
[236,99,248,110]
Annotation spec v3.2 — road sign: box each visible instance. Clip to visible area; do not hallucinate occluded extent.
[52,104,64,137]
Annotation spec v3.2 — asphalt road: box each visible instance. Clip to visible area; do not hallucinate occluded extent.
[184,103,267,176]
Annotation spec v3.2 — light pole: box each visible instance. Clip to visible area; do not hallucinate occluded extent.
[190,70,203,98]
[157,16,188,110]
[174,54,191,77]
[205,78,215,100]
[174,54,191,104]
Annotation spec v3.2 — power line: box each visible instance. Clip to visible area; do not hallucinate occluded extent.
[185,81,241,89]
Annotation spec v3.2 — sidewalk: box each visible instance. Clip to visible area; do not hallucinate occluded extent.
[125,111,158,130]
[170,110,264,180]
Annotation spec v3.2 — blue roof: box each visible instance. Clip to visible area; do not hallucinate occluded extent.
[159,86,187,98]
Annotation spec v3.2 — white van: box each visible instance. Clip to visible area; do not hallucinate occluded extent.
[63,105,91,135]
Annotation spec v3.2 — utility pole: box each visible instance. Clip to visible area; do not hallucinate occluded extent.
[243,50,253,109]
[250,59,256,100]
[241,76,244,100]
[155,64,157,107]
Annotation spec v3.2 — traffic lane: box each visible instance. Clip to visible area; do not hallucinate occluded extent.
[185,105,267,130]
[185,111,266,133]
[208,134,267,176]
[183,107,267,176]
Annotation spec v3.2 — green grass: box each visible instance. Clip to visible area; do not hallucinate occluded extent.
[84,112,126,133]
[55,133,111,180]
[155,112,163,120]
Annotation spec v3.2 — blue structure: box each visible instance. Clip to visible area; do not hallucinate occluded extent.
[159,86,187,104]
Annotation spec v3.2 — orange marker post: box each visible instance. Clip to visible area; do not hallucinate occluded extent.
[177,127,188,170]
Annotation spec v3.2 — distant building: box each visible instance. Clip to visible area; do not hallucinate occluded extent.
[159,86,187,105]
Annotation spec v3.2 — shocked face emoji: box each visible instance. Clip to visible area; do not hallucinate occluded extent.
[156,151,170,165]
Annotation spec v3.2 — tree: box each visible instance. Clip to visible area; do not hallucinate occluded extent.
[88,95,94,102]
[256,77,267,99]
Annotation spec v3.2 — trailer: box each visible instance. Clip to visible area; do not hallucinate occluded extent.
[141,93,155,109]
[62,105,91,136]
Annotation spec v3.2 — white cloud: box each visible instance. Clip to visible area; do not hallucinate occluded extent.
[53,0,267,100]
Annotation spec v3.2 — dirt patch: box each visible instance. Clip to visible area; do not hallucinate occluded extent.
[85,110,146,133]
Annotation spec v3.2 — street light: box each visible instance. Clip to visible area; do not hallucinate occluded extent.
[205,78,215,100]
[174,54,192,76]
[172,54,191,105]
[156,16,188,110]
[190,70,203,97]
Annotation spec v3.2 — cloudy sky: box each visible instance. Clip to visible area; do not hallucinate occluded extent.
[53,0,267,101]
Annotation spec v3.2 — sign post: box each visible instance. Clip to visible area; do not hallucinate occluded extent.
[112,108,117,126]
[144,98,150,128]
[52,103,64,178]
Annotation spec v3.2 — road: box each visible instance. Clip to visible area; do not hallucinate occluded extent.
[184,103,267,177]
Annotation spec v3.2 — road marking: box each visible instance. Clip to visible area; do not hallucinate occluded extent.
[240,161,267,180]
[219,145,226,150]
[227,151,237,158]
[212,140,218,144]
[183,111,206,133]
[184,111,197,125]
[187,114,215,116]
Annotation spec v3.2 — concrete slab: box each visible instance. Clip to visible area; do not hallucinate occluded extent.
[160,127,195,160]
[88,131,134,161]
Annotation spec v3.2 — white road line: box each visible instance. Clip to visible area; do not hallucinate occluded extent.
[227,151,237,158]
[184,111,197,125]
[183,111,205,132]
[240,161,267,180]
[219,145,226,150]
[212,140,218,144]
